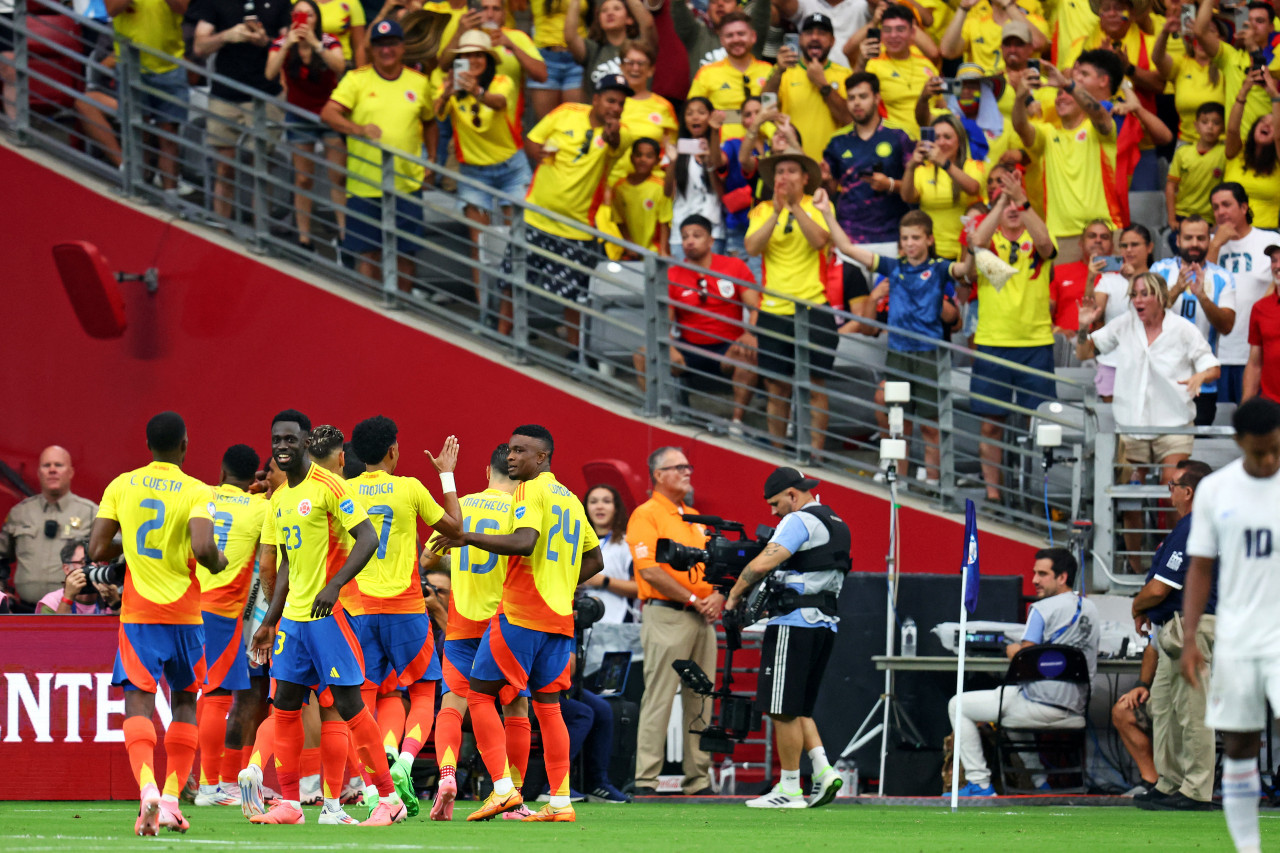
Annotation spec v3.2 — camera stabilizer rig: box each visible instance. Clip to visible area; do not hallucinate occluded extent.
[657,514,773,754]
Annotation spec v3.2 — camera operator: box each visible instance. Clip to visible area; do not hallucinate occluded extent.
[36,539,121,614]
[628,446,720,796]
[725,466,849,809]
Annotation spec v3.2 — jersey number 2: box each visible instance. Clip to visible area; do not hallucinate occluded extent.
[136,499,166,559]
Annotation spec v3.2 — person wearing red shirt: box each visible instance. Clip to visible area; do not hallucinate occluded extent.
[1243,244,1280,404]
[635,214,760,433]
[1049,219,1114,365]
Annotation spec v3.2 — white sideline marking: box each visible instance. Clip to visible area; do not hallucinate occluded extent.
[2,837,478,851]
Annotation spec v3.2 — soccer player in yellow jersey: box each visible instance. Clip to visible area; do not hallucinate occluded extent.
[194,445,268,809]
[439,425,604,823]
[88,412,225,836]
[424,443,532,821]
[247,410,406,827]
[348,415,463,817]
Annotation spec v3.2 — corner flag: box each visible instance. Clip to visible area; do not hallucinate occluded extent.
[963,499,979,614]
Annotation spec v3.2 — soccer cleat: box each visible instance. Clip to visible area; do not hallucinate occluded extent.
[318,805,362,825]
[361,798,408,826]
[431,776,456,821]
[181,773,199,804]
[745,786,807,809]
[955,781,996,797]
[390,756,420,817]
[194,786,240,807]
[238,765,266,818]
[586,782,630,804]
[363,785,380,819]
[522,803,576,822]
[158,799,190,833]
[299,774,322,806]
[807,767,843,809]
[466,788,524,821]
[248,801,306,824]
[135,793,161,837]
[340,778,365,805]
[502,804,534,820]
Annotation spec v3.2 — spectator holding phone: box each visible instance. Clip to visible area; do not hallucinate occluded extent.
[863,4,936,139]
[266,0,347,251]
[764,13,850,161]
[666,97,726,259]
[476,0,547,112]
[1193,0,1280,140]
[1223,70,1280,231]
[1152,10,1224,145]
[901,114,984,260]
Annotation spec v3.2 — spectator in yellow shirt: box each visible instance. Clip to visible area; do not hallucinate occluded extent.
[1165,102,1226,232]
[901,114,985,259]
[1223,72,1280,230]
[763,13,851,161]
[864,4,938,139]
[612,138,673,255]
[1152,11,1224,144]
[686,11,772,140]
[941,0,1050,72]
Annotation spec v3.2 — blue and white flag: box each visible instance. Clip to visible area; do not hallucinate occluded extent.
[963,499,979,615]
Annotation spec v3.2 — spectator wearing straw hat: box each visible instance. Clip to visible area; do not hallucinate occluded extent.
[321,18,435,291]
[744,146,834,453]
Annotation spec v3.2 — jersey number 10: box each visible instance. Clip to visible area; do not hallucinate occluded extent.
[1245,528,1273,559]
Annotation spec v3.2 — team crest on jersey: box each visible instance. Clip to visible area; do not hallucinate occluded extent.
[514,506,526,520]
[717,279,735,298]
[1075,128,1088,142]
[340,498,355,514]
[875,141,893,158]
[405,90,417,102]
[298,499,312,516]
[920,269,932,280]
[207,501,216,515]
[649,112,662,124]
[644,198,655,209]
[1167,551,1184,570]
[1213,168,1223,178]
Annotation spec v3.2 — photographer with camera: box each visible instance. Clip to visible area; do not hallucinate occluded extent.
[725,467,850,809]
[35,539,121,614]
[628,446,720,796]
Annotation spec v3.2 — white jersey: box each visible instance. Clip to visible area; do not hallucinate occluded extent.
[1186,458,1280,659]
[1215,228,1280,365]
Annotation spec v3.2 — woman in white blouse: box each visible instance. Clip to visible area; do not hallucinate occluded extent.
[581,484,640,623]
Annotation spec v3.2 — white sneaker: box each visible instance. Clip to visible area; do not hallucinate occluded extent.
[299,774,322,806]
[745,785,807,809]
[728,419,745,438]
[194,784,239,807]
[807,767,843,808]
[318,805,361,825]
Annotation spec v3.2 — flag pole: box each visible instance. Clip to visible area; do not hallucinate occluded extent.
[950,557,970,812]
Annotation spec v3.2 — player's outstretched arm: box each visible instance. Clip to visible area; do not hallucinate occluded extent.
[1179,555,1215,688]
[251,555,291,664]
[310,518,377,618]
[190,517,227,573]
[578,545,604,583]
[88,517,123,563]
[441,526,539,557]
[424,441,464,540]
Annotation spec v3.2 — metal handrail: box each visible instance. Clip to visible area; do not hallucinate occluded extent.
[3,0,1109,543]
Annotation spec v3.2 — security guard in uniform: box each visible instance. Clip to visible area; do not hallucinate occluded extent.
[0,446,98,611]
[726,466,850,809]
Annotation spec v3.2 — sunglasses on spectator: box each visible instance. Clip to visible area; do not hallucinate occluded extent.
[1168,479,1191,490]
[696,276,709,303]
[657,464,694,474]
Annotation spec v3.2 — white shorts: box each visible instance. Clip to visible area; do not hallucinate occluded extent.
[1206,655,1280,731]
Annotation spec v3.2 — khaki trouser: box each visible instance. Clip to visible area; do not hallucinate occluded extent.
[634,605,718,792]
[1150,613,1217,802]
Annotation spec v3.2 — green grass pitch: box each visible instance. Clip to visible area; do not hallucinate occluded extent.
[0,800,1264,852]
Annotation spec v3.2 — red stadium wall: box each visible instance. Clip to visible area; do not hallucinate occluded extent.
[1,145,1039,798]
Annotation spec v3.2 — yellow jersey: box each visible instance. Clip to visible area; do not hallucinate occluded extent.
[200,484,267,619]
[440,73,521,166]
[98,461,215,625]
[961,10,1049,72]
[316,0,366,63]
[687,57,773,141]
[494,27,542,129]
[1224,157,1280,231]
[747,195,830,314]
[911,158,986,259]
[262,463,369,622]
[500,472,600,636]
[778,62,852,158]
[1032,118,1123,239]
[525,102,632,239]
[1212,42,1280,145]
[112,0,184,74]
[530,0,585,50]
[1168,142,1225,220]
[974,228,1056,348]
[329,65,434,197]
[612,175,672,252]
[865,52,937,140]
[1169,56,1224,144]
[448,488,514,639]
[424,0,467,58]
[1044,0,1095,64]
[350,469,444,614]
[609,94,678,183]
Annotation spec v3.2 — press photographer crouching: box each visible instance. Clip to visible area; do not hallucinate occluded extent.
[725,467,851,809]
[37,538,123,614]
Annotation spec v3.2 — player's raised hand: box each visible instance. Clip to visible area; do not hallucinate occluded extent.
[311,582,340,619]
[249,623,275,666]
[426,435,460,473]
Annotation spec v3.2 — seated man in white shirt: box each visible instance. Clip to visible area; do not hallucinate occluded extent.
[949,548,1100,797]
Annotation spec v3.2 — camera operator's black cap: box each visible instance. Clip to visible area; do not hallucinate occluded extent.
[764,466,820,500]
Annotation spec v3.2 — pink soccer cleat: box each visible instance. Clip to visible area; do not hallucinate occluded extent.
[135,792,161,837]
[361,799,408,826]
[430,777,456,822]
[158,799,190,833]
[502,803,534,820]
[248,802,305,825]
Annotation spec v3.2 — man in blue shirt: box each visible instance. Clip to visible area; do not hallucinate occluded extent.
[1131,459,1219,812]
[726,467,851,810]
[813,200,967,484]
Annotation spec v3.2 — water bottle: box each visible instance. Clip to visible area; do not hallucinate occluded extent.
[718,757,736,796]
[902,617,917,657]
[834,759,856,798]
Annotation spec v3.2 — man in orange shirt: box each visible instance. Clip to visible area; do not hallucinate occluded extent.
[627,446,722,796]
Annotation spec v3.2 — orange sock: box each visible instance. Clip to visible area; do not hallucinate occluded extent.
[466,692,510,784]
[321,721,349,799]
[505,715,532,791]
[219,743,242,785]
[434,706,463,775]
[361,682,378,716]
[347,735,371,786]
[533,701,570,798]
[123,716,159,794]
[249,714,274,769]
[273,708,304,802]
[197,695,232,786]
[347,707,395,797]
[162,721,199,800]
[241,745,253,770]
[376,694,407,754]
[301,746,322,779]
[399,682,435,760]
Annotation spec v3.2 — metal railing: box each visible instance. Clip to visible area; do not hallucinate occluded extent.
[4,1,1106,544]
